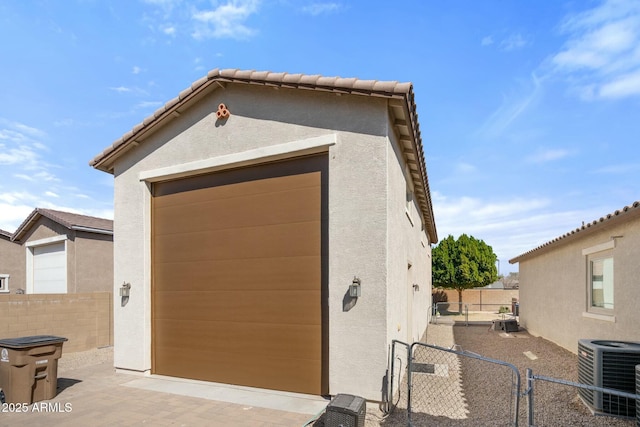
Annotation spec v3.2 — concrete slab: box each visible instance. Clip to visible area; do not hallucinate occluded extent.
[123,375,329,415]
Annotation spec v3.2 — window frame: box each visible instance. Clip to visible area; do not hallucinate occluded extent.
[0,274,9,293]
[582,240,615,316]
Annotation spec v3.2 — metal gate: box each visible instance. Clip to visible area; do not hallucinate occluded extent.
[407,342,521,426]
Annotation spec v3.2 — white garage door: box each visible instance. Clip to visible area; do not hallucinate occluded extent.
[33,242,66,294]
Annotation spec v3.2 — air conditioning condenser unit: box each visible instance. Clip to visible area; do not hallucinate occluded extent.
[578,339,640,418]
[325,394,366,427]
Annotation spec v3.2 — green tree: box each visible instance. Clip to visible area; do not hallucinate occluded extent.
[432,234,498,311]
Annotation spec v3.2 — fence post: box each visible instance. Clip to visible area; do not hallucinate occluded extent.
[465,303,469,326]
[407,343,414,427]
[526,368,534,427]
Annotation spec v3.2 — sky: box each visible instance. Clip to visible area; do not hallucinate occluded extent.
[1,0,639,274]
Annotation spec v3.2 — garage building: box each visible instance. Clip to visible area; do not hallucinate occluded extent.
[90,68,437,401]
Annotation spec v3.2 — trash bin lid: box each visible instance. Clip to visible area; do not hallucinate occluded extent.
[0,335,68,349]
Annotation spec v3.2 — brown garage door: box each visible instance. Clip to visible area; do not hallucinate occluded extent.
[152,155,327,395]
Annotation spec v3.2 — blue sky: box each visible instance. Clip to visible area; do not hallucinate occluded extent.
[1,0,639,274]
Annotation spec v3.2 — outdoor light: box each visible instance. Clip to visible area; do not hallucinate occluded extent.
[119,282,131,297]
[349,277,361,298]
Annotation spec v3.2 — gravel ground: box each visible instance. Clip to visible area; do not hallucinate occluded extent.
[57,346,114,372]
[354,322,636,427]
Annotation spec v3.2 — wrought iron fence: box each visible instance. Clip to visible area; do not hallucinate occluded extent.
[407,342,521,426]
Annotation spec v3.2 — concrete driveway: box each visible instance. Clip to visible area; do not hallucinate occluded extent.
[0,347,327,427]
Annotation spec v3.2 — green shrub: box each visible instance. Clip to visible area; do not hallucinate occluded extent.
[432,290,448,304]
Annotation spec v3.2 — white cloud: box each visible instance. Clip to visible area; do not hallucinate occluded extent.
[481,36,494,46]
[163,26,176,36]
[109,86,149,96]
[599,69,640,97]
[44,191,59,198]
[134,100,163,110]
[551,0,640,99]
[0,145,38,166]
[192,0,260,40]
[132,66,142,74]
[476,72,543,139]
[431,192,608,272]
[110,86,132,93]
[500,33,528,51]
[526,148,571,163]
[0,203,35,232]
[455,162,476,174]
[302,3,341,16]
[592,163,640,174]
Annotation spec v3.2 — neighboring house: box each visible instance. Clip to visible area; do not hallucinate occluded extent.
[0,229,18,293]
[509,201,640,354]
[90,68,438,401]
[0,208,114,294]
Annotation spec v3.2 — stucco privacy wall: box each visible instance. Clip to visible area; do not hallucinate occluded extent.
[437,289,519,311]
[0,293,112,352]
[517,215,640,354]
[110,84,413,400]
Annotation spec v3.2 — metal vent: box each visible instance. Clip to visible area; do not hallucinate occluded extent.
[578,341,594,406]
[578,339,640,418]
[325,394,366,427]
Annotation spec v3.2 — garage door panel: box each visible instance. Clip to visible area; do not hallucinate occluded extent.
[156,192,320,235]
[154,319,321,361]
[154,183,321,234]
[154,290,321,324]
[153,168,321,204]
[154,347,321,395]
[154,221,320,263]
[152,155,326,395]
[33,242,66,294]
[153,256,321,292]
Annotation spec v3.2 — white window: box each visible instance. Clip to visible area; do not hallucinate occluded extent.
[0,274,9,293]
[582,240,615,314]
[589,253,613,310]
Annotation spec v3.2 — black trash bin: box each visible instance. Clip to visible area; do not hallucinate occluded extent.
[0,335,67,404]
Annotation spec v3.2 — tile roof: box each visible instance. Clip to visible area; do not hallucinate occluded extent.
[12,208,113,242]
[90,68,438,243]
[509,200,640,263]
[0,229,12,240]
[89,69,416,172]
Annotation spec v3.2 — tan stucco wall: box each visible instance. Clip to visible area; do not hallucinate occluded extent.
[517,212,640,353]
[386,127,431,347]
[0,238,24,293]
[109,83,432,400]
[72,232,114,293]
[0,293,112,352]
